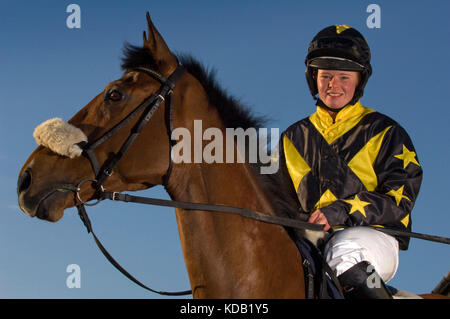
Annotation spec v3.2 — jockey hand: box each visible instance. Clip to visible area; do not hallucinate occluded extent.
[308,210,331,232]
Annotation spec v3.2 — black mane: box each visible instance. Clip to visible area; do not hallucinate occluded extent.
[121,44,304,229]
[121,44,266,129]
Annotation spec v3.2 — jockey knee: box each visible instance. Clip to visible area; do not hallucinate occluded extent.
[324,226,399,283]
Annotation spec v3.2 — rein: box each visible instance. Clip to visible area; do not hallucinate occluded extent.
[59,65,449,297]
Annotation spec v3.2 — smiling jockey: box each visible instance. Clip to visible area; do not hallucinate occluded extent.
[278,25,423,299]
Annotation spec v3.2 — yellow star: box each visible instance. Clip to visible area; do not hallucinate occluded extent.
[336,24,351,34]
[386,185,411,206]
[344,195,371,218]
[394,145,420,169]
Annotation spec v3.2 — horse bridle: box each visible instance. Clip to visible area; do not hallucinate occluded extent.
[56,65,450,297]
[77,65,184,199]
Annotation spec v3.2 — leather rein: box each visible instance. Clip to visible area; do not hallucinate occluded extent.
[57,65,450,297]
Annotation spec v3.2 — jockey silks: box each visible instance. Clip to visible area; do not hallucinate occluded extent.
[278,100,423,250]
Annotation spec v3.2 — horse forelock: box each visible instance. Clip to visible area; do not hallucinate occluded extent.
[121,43,159,72]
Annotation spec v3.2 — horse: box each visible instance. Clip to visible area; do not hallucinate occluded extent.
[17,12,307,298]
[16,12,448,300]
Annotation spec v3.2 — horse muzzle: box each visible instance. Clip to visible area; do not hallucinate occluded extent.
[17,169,69,221]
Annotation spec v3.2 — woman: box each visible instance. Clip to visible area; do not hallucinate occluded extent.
[278,25,423,298]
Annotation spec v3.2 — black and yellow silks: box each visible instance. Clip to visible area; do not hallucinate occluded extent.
[279,101,423,250]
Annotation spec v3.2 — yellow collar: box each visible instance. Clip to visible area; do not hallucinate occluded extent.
[310,101,374,144]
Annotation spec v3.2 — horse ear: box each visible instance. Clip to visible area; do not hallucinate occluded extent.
[143,12,178,75]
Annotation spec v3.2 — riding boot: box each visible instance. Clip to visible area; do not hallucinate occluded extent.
[338,261,393,299]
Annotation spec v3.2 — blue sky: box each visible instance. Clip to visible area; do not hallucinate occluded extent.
[0,1,449,298]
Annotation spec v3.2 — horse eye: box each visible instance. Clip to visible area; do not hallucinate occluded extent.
[106,89,123,102]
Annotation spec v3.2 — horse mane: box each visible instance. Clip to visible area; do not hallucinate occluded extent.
[121,44,266,130]
[121,44,303,227]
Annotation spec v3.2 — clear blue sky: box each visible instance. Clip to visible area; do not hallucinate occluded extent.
[0,1,449,298]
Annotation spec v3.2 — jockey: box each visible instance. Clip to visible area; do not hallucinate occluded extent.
[278,25,423,298]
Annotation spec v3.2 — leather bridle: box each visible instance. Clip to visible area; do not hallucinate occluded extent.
[78,65,184,198]
[53,65,450,297]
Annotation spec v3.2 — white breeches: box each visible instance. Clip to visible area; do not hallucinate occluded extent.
[324,226,399,283]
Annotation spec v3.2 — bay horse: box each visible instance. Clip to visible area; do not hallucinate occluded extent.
[17,12,307,298]
[16,12,447,300]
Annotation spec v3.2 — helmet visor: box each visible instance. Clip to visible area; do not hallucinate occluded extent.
[308,56,365,71]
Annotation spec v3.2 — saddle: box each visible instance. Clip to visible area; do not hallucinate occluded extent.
[292,233,344,299]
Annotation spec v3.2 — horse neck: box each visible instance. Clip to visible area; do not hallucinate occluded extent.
[165,142,305,298]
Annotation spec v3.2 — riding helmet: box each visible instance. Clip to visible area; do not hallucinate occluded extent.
[305,25,372,106]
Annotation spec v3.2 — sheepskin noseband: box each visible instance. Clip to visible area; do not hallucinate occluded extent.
[33,118,88,158]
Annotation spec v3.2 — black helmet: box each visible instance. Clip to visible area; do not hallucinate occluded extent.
[305,25,372,106]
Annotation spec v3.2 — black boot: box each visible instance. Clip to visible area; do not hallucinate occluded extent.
[338,261,393,299]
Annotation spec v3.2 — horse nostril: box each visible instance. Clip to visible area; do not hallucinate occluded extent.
[17,169,32,195]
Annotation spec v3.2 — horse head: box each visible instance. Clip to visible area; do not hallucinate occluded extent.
[17,13,194,222]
